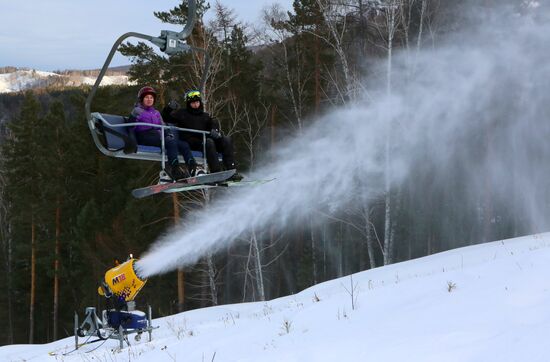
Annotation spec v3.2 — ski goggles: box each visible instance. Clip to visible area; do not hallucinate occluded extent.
[186,91,201,101]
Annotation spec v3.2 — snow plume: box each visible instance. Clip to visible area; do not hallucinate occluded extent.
[137,4,550,277]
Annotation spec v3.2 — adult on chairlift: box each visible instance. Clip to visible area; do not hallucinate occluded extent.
[162,90,243,181]
[131,86,199,181]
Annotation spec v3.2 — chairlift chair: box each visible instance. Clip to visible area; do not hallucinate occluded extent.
[84,0,213,172]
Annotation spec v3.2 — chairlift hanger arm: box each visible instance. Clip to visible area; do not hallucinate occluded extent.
[85,0,197,121]
[177,0,196,40]
[85,31,154,119]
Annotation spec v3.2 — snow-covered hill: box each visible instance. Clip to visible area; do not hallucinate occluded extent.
[0,69,130,93]
[1,232,549,361]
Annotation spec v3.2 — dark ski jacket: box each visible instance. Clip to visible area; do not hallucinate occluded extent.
[162,105,220,142]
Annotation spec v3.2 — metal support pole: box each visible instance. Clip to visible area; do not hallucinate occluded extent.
[148,305,153,342]
[202,133,208,172]
[119,325,124,349]
[161,127,166,170]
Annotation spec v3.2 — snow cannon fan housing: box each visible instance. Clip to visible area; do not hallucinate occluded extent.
[98,258,146,302]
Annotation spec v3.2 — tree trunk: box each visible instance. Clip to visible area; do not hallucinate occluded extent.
[177,270,185,311]
[389,188,401,262]
[383,180,392,265]
[322,223,327,280]
[312,27,320,281]
[416,0,427,55]
[268,106,277,299]
[358,0,368,59]
[314,26,321,114]
[0,173,14,343]
[52,199,61,341]
[383,3,398,266]
[201,190,218,306]
[310,218,318,285]
[242,239,254,302]
[251,231,265,301]
[206,253,218,305]
[482,127,494,243]
[337,223,344,277]
[283,41,303,130]
[225,244,232,303]
[364,210,377,269]
[29,215,36,344]
[173,193,185,312]
[318,0,354,102]
[6,222,14,344]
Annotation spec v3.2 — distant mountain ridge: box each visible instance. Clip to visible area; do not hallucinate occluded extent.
[0,66,133,94]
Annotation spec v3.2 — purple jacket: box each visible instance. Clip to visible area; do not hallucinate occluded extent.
[131,104,163,132]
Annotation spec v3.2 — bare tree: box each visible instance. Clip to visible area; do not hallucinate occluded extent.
[315,0,358,102]
[316,207,384,270]
[243,230,265,301]
[362,205,379,269]
[226,100,270,168]
[185,254,221,307]
[206,251,219,305]
[397,0,430,75]
[365,0,404,265]
[262,5,309,131]
[241,230,289,302]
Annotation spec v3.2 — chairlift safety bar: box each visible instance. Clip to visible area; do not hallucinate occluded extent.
[91,112,210,170]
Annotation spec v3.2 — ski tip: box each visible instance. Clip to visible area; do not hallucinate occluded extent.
[131,189,152,199]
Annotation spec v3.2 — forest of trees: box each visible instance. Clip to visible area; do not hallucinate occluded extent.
[0,0,544,345]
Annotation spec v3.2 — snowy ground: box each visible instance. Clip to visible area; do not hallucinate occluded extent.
[2,232,550,361]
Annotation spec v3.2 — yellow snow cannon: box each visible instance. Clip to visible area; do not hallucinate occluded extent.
[97,257,146,302]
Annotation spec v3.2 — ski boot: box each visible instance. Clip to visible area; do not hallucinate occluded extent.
[164,164,190,182]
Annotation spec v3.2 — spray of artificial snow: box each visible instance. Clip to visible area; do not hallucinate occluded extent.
[137,4,550,277]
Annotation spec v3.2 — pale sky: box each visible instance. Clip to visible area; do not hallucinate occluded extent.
[0,0,293,71]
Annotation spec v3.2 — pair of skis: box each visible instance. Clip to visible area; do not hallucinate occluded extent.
[132,169,271,199]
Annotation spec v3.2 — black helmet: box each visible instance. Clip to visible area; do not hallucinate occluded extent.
[138,86,157,102]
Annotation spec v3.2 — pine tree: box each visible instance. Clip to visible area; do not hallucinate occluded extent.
[38,100,68,341]
[2,91,43,343]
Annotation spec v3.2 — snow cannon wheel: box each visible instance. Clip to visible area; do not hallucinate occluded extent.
[77,327,87,338]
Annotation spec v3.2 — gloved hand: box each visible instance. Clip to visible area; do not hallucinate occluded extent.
[165,129,175,140]
[167,99,180,110]
[210,128,222,140]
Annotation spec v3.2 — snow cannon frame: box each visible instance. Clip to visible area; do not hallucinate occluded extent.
[74,304,157,350]
[74,257,158,350]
